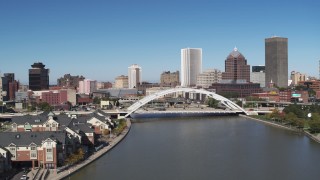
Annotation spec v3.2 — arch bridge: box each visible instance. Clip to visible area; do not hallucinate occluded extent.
[124,88,247,118]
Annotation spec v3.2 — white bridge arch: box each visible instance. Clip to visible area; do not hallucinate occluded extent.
[125,87,247,117]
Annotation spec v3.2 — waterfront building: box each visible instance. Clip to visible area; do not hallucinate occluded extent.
[114,75,129,89]
[57,74,85,89]
[0,131,66,169]
[181,48,202,87]
[290,71,306,86]
[146,87,172,96]
[222,47,250,83]
[160,71,180,87]
[279,90,292,102]
[93,88,138,99]
[78,79,97,94]
[251,66,266,87]
[0,147,11,173]
[209,48,260,98]
[196,69,222,88]
[137,82,160,95]
[29,62,50,91]
[265,37,288,88]
[210,83,262,98]
[128,64,142,89]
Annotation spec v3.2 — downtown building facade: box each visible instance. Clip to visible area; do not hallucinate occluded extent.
[265,37,288,88]
[251,65,266,87]
[57,74,85,89]
[160,71,180,87]
[290,71,306,86]
[78,79,97,95]
[222,47,250,83]
[114,75,129,88]
[196,69,222,88]
[181,48,202,87]
[29,62,50,91]
[96,82,112,89]
[1,73,19,101]
[128,64,142,89]
[211,48,261,98]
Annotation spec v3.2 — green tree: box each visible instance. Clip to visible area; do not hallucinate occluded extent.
[38,102,52,111]
[283,104,305,118]
[284,112,298,124]
[93,97,101,104]
[206,98,219,108]
[309,119,320,133]
[270,109,281,121]
[64,148,85,165]
[311,113,320,121]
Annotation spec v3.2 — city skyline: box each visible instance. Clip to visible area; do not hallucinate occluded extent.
[0,0,319,84]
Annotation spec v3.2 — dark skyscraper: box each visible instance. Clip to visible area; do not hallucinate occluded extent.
[252,65,265,72]
[29,62,49,91]
[222,47,250,83]
[1,73,15,101]
[265,37,288,88]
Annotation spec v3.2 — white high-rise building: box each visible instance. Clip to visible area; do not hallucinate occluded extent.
[78,79,97,94]
[181,48,202,87]
[128,64,142,89]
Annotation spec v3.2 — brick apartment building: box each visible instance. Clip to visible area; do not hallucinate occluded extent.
[0,131,66,169]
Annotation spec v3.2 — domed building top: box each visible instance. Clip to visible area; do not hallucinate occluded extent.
[227,47,245,59]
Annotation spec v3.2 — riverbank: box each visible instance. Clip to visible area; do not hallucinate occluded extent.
[242,114,320,143]
[46,119,131,180]
[240,114,300,132]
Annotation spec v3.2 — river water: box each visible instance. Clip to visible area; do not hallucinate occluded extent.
[67,116,320,180]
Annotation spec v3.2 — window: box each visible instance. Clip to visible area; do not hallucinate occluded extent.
[31,147,36,151]
[31,152,37,158]
[47,148,52,153]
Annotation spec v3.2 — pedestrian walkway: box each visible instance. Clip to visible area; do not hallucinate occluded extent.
[45,119,131,180]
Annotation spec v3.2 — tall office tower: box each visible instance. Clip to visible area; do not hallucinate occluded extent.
[222,47,250,83]
[181,48,202,87]
[29,62,49,91]
[265,36,288,88]
[128,64,142,89]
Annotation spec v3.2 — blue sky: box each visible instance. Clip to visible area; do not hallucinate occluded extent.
[0,0,319,84]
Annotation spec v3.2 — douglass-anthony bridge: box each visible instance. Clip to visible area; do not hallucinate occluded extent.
[124,87,248,118]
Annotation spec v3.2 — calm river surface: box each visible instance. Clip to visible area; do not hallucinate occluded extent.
[67,116,320,180]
